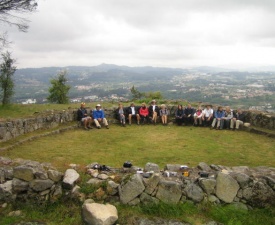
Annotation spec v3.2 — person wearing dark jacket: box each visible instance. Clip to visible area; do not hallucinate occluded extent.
[183,104,195,125]
[127,102,140,125]
[77,102,92,130]
[175,104,185,125]
[230,109,245,130]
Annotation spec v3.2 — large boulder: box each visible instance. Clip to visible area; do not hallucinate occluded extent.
[119,174,145,204]
[82,203,118,225]
[184,183,204,203]
[62,169,80,190]
[156,180,182,204]
[215,172,239,203]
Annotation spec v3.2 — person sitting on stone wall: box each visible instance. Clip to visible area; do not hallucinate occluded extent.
[139,102,149,124]
[148,100,159,125]
[202,104,213,127]
[175,104,185,125]
[127,102,140,125]
[222,106,234,129]
[115,103,126,127]
[211,106,225,130]
[183,103,195,125]
[230,108,245,130]
[92,104,109,129]
[159,104,169,126]
[77,102,93,130]
[193,106,203,126]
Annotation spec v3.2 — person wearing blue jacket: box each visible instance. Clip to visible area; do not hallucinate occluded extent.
[92,104,109,129]
[211,106,225,130]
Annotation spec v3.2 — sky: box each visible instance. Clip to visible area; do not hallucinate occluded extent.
[2,0,275,69]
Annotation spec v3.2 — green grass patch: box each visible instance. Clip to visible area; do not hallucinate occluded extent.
[208,204,275,225]
[1,124,274,171]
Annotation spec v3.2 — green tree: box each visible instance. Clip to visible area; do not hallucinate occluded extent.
[130,85,143,100]
[144,91,163,100]
[0,51,16,105]
[47,70,71,104]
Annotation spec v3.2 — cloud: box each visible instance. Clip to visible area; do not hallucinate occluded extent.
[3,0,275,68]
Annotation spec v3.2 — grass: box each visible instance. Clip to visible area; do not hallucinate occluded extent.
[0,124,274,171]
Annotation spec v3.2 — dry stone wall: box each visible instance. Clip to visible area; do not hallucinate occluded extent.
[0,107,274,142]
[1,157,275,210]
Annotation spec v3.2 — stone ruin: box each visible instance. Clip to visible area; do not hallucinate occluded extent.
[0,157,275,224]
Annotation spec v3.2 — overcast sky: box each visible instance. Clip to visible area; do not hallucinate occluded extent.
[3,0,275,69]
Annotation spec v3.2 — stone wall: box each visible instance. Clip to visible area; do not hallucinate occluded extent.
[0,157,274,210]
[0,107,274,142]
[0,109,76,142]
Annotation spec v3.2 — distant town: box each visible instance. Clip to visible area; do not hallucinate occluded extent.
[14,64,275,112]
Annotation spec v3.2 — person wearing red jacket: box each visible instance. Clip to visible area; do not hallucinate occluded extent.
[139,102,149,124]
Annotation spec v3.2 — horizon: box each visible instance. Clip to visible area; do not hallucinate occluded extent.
[16,62,275,72]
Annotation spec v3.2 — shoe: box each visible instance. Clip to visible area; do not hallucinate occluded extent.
[123,123,126,127]
[137,122,140,125]
[97,126,101,129]
[106,126,109,129]
[87,126,93,129]
[84,127,89,130]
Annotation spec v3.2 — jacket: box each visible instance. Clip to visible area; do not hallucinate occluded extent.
[77,108,87,121]
[148,105,159,116]
[93,109,105,119]
[139,107,149,116]
[214,110,225,119]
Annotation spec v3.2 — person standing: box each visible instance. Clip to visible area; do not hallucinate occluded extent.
[92,104,109,129]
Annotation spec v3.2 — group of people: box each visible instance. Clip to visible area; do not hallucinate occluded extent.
[116,100,170,126]
[77,100,246,130]
[77,103,109,130]
[174,103,246,130]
